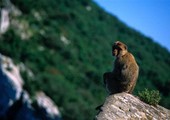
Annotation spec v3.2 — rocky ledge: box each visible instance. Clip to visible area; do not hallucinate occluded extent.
[95,92,170,120]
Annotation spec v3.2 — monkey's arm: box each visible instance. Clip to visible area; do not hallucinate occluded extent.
[121,63,135,80]
[121,62,139,93]
[121,53,138,81]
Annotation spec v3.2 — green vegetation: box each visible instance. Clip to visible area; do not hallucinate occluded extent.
[138,88,161,106]
[0,0,170,119]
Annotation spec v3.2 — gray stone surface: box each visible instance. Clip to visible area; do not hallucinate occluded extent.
[95,92,170,120]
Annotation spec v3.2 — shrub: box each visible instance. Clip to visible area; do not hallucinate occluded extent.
[138,88,161,106]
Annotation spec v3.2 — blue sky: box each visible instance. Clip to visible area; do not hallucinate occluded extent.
[93,0,170,51]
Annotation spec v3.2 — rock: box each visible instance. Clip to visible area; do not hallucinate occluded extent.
[34,91,61,120]
[0,54,62,120]
[0,54,23,117]
[0,54,24,100]
[95,92,170,120]
[0,0,21,34]
[0,8,10,34]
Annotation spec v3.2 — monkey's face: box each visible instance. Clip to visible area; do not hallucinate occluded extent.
[112,48,118,56]
[112,41,127,57]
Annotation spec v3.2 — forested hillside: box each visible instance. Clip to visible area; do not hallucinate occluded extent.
[0,0,170,120]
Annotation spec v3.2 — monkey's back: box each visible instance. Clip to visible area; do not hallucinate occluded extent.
[114,52,139,93]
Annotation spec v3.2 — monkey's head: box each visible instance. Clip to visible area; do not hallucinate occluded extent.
[112,41,128,57]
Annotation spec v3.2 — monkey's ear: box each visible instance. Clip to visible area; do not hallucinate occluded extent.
[115,41,121,45]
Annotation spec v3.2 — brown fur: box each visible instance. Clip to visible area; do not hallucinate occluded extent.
[103,41,139,94]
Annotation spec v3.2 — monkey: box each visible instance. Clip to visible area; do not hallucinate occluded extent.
[103,41,139,94]
[95,41,139,111]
